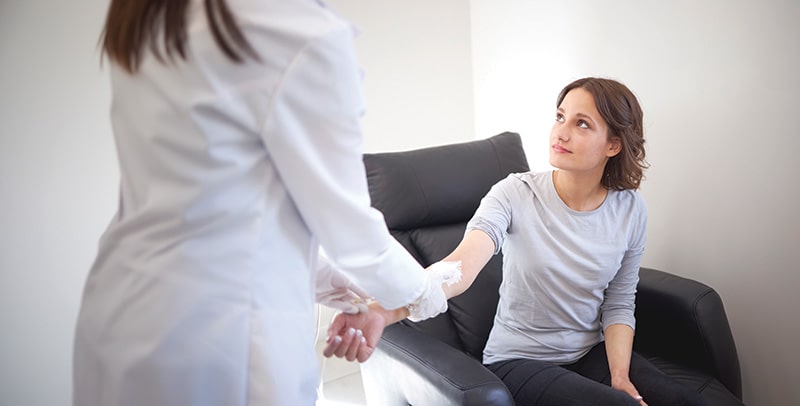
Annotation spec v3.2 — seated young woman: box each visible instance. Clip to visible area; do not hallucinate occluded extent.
[323,77,706,406]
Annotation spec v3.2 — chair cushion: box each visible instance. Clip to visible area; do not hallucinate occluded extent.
[646,356,745,406]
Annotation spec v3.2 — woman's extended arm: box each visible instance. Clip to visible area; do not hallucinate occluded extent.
[323,229,496,360]
[370,229,496,325]
[441,229,496,298]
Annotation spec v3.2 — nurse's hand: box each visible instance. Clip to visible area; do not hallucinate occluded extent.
[323,309,387,363]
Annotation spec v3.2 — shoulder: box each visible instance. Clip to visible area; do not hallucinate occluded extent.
[608,188,648,220]
[479,172,554,213]
[183,0,357,89]
[235,0,356,48]
[610,189,648,246]
[486,171,547,198]
[506,171,549,189]
[232,1,362,110]
[628,189,647,213]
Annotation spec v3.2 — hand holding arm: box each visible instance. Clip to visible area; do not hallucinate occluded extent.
[336,229,495,328]
[323,259,460,362]
[314,249,371,314]
[323,229,496,362]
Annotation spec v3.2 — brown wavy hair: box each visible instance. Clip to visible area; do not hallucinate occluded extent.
[100,0,259,73]
[557,77,648,190]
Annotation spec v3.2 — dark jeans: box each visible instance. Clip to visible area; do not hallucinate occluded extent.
[485,343,706,406]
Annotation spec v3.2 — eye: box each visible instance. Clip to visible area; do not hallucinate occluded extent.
[577,120,590,129]
[555,113,564,123]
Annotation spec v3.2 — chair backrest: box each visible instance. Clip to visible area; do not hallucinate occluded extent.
[364,132,530,359]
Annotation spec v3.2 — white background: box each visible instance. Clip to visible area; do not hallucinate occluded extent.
[1,0,798,405]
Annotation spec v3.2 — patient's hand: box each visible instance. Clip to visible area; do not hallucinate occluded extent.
[323,309,387,363]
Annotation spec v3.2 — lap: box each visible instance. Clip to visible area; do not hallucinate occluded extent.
[486,343,706,406]
[486,357,638,406]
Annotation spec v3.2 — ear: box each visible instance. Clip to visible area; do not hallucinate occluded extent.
[607,136,622,158]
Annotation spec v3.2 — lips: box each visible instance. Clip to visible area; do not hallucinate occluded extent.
[552,144,572,153]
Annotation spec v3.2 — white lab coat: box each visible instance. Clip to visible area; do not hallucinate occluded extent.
[73,0,426,404]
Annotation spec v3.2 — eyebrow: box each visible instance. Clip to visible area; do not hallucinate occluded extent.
[575,113,597,126]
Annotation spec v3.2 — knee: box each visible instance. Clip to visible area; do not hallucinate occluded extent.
[619,393,644,406]
[647,389,706,406]
[682,391,707,406]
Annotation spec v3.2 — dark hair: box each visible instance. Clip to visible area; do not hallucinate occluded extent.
[557,77,648,190]
[100,0,259,73]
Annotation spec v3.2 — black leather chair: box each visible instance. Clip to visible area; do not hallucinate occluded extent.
[360,132,744,405]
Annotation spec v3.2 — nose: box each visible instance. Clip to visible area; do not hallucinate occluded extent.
[552,123,569,142]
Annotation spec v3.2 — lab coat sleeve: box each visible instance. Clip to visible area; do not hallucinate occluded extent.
[314,247,370,313]
[258,26,426,310]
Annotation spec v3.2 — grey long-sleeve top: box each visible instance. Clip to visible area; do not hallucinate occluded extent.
[468,171,647,365]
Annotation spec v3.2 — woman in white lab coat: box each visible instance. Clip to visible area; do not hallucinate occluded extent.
[73,0,447,404]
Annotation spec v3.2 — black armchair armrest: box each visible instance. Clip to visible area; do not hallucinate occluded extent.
[361,322,513,406]
[634,267,742,399]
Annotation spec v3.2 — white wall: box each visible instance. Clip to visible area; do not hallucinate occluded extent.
[1,1,114,405]
[0,1,474,405]
[327,0,475,152]
[470,1,800,405]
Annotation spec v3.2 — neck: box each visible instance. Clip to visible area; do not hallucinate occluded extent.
[552,169,608,212]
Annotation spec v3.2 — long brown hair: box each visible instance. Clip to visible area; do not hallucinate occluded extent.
[557,77,649,190]
[100,0,259,73]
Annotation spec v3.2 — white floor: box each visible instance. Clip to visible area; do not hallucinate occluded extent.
[315,306,368,406]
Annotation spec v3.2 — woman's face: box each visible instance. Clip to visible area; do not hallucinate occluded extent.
[549,87,620,174]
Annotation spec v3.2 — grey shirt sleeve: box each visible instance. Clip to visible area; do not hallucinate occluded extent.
[600,194,648,331]
[465,176,516,255]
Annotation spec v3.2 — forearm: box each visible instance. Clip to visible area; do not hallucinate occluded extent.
[370,301,409,326]
[441,229,495,298]
[365,229,495,326]
[604,323,635,383]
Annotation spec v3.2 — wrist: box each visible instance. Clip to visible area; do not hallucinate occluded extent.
[610,372,631,385]
[369,302,406,326]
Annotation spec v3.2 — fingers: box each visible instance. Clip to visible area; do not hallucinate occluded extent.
[322,311,379,362]
[614,379,642,405]
[335,328,356,358]
[322,334,342,358]
[332,328,355,359]
[613,380,646,406]
[344,328,364,361]
[323,329,373,363]
[323,327,366,362]
[356,343,374,363]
